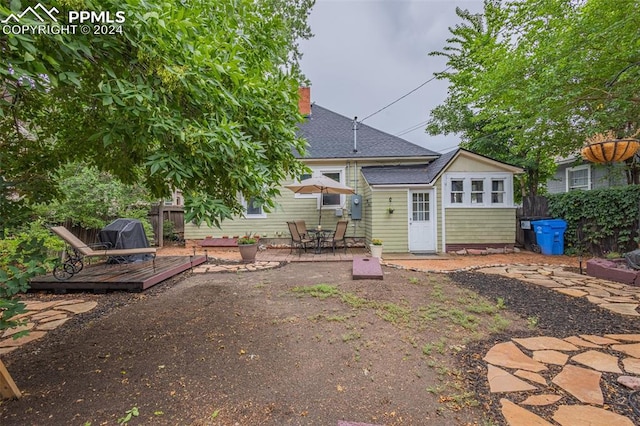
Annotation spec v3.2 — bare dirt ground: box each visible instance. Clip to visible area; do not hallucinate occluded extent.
[2,250,636,425]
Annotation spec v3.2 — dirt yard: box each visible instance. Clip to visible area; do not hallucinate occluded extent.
[1,255,637,425]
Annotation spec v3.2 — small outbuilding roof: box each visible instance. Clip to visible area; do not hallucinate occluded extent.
[361,149,457,185]
[361,149,523,186]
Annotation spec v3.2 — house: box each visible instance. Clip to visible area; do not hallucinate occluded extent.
[547,155,627,193]
[185,88,524,253]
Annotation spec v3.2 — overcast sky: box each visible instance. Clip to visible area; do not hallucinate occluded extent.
[299,0,484,154]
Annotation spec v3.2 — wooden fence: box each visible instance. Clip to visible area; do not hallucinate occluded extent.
[148,205,185,246]
[515,195,550,250]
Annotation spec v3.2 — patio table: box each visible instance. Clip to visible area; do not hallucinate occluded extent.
[308,229,332,254]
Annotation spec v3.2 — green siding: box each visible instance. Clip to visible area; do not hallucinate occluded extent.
[370,190,408,252]
[185,160,369,240]
[445,208,516,244]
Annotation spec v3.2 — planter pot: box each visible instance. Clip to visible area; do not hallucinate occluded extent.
[370,244,383,258]
[581,139,640,163]
[238,243,258,263]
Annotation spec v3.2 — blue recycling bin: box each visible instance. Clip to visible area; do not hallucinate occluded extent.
[531,219,567,255]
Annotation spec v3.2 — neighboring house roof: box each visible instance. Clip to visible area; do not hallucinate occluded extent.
[361,148,523,186]
[295,104,439,159]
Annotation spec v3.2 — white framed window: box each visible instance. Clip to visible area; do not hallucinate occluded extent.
[241,195,267,219]
[491,179,505,204]
[566,164,591,191]
[320,171,342,208]
[471,179,484,204]
[293,168,346,208]
[450,179,464,204]
[445,173,513,207]
[293,172,315,199]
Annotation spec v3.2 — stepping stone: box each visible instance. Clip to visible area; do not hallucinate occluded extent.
[564,336,601,348]
[521,278,560,288]
[586,296,608,305]
[552,364,603,405]
[2,322,34,338]
[0,331,47,348]
[514,336,579,352]
[352,256,383,280]
[555,288,588,297]
[606,334,640,342]
[500,399,553,426]
[622,357,640,374]
[30,310,68,321]
[484,342,547,372]
[618,375,640,390]
[532,350,568,366]
[38,313,68,323]
[337,422,381,426]
[36,318,70,331]
[552,404,634,426]
[54,301,97,314]
[580,335,621,345]
[21,301,61,311]
[611,342,640,358]
[478,267,509,275]
[521,394,562,406]
[52,299,86,306]
[514,369,547,385]
[487,365,537,393]
[571,350,622,373]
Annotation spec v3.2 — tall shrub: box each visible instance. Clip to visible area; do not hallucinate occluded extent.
[548,186,640,256]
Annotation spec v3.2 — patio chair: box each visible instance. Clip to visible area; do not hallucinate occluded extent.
[321,220,349,255]
[294,220,309,239]
[50,226,157,281]
[286,221,314,255]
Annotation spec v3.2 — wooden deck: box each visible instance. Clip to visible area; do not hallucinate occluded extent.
[30,256,207,293]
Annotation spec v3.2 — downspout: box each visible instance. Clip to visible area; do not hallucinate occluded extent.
[441,178,446,253]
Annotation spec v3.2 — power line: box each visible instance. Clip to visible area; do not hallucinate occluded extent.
[359,66,451,123]
[395,120,429,137]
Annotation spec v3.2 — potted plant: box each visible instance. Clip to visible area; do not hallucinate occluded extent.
[237,232,259,263]
[370,238,383,258]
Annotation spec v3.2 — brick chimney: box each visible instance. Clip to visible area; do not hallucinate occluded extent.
[298,87,311,116]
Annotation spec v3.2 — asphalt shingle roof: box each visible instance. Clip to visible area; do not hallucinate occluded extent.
[295,104,439,159]
[361,149,458,185]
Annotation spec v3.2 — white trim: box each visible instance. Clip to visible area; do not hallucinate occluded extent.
[441,178,446,253]
[566,164,591,191]
[407,189,437,252]
[369,184,433,190]
[443,172,514,208]
[240,195,267,219]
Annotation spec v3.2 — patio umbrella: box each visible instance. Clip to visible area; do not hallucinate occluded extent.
[285,175,355,225]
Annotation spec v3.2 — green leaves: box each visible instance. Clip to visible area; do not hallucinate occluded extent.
[2,0,312,229]
[548,185,640,256]
[429,0,640,196]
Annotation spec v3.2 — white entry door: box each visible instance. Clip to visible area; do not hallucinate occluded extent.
[409,190,436,252]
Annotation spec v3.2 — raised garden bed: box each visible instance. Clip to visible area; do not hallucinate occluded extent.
[586,258,640,286]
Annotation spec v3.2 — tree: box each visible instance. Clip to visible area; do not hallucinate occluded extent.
[0,0,314,331]
[1,0,314,229]
[427,0,640,195]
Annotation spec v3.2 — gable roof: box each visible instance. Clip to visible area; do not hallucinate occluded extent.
[361,148,523,186]
[295,104,439,160]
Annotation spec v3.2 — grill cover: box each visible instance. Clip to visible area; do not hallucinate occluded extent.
[99,218,152,263]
